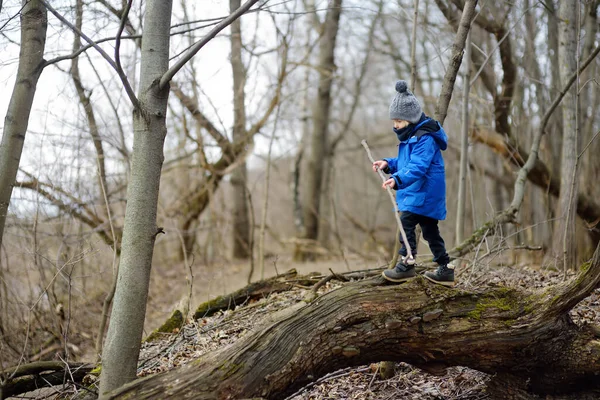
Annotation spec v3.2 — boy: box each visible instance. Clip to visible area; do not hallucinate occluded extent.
[372,80,453,286]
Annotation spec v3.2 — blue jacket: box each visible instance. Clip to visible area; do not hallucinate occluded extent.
[383,116,448,220]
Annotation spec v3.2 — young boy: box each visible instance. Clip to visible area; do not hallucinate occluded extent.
[372,80,454,286]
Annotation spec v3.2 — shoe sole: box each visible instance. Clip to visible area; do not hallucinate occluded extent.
[381,271,416,283]
[423,274,455,287]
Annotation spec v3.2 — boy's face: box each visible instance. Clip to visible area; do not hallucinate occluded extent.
[393,119,410,129]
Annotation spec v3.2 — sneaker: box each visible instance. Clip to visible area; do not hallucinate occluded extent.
[382,261,416,283]
[424,264,455,287]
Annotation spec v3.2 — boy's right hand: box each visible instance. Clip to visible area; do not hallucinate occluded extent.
[372,160,388,172]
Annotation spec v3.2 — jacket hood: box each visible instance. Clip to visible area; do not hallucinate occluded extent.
[414,114,447,151]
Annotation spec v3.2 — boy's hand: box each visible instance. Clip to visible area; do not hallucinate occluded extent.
[372,160,388,172]
[382,178,396,189]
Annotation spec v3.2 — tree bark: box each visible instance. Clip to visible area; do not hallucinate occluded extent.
[547,0,579,268]
[302,0,342,255]
[580,1,599,197]
[99,0,173,395]
[523,0,554,250]
[105,243,600,400]
[456,30,471,245]
[230,0,251,259]
[71,0,108,206]
[292,44,311,245]
[410,0,420,92]
[546,0,564,178]
[100,1,269,391]
[0,0,47,252]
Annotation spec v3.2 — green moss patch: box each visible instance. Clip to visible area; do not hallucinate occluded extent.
[144,309,184,343]
[194,295,227,320]
[466,288,521,320]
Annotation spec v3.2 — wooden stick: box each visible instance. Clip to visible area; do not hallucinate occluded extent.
[361,140,413,261]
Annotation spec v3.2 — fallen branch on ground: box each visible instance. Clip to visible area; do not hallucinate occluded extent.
[0,361,94,400]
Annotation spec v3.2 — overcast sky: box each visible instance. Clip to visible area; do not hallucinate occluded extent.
[0,1,290,179]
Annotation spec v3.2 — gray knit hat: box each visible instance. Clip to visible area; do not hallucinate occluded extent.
[389,80,422,123]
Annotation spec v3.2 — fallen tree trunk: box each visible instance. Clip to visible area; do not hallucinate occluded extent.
[104,243,600,400]
[192,269,319,320]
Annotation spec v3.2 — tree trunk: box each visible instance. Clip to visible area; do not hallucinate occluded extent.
[98,0,173,395]
[547,0,579,269]
[71,0,108,209]
[230,0,251,259]
[580,1,599,203]
[409,0,420,91]
[523,1,554,250]
[456,30,471,245]
[0,0,47,252]
[291,21,312,258]
[318,160,333,248]
[106,243,600,400]
[546,0,564,178]
[100,0,264,391]
[302,0,342,256]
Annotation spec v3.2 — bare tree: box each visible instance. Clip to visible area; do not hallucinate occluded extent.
[98,0,173,393]
[168,39,289,260]
[95,0,262,394]
[546,0,580,270]
[456,30,471,245]
[301,0,343,259]
[0,0,47,253]
[69,0,121,360]
[230,0,251,259]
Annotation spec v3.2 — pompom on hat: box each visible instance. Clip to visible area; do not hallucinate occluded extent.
[389,80,423,123]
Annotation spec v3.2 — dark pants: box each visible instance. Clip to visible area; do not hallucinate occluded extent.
[399,211,449,266]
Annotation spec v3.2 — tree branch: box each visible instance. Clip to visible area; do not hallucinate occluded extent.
[16,179,116,248]
[434,0,478,125]
[245,39,289,139]
[1,361,93,399]
[159,0,261,89]
[42,34,142,68]
[450,43,600,260]
[471,126,600,240]
[170,83,231,151]
[40,0,139,108]
[542,242,600,320]
[469,5,534,87]
[114,0,140,109]
[330,0,382,151]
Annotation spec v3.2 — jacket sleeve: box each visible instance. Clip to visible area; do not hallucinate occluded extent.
[382,157,398,174]
[392,136,437,189]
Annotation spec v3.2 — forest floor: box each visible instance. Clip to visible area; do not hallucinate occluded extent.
[117,258,600,400]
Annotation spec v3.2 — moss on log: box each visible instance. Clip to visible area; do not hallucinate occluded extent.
[144,309,185,343]
[193,269,319,319]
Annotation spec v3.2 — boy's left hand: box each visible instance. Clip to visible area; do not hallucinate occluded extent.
[382,178,396,189]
